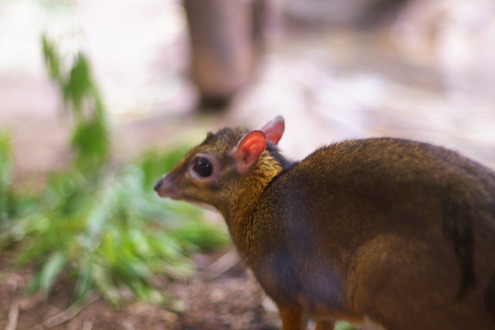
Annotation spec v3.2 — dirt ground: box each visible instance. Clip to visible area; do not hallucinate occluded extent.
[0,249,281,330]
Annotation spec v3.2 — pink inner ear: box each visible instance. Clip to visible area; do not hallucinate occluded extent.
[234,130,266,174]
[262,116,285,145]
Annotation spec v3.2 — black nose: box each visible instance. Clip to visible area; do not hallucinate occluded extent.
[153,178,163,192]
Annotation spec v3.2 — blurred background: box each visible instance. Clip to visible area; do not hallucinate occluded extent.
[0,0,494,328]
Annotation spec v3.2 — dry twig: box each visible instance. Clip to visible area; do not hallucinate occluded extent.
[5,300,19,330]
[201,249,242,280]
[32,292,99,330]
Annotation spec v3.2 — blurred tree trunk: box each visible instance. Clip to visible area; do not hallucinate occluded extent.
[183,0,269,110]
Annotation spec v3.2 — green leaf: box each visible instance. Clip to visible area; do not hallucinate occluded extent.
[74,260,93,301]
[92,263,120,306]
[71,109,109,169]
[335,321,357,330]
[0,131,13,220]
[26,270,42,296]
[100,230,118,265]
[143,288,166,306]
[63,52,93,113]
[173,222,228,251]
[41,34,61,82]
[0,131,12,182]
[128,229,152,257]
[39,251,68,298]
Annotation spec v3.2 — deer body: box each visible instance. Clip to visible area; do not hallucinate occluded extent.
[154,117,495,330]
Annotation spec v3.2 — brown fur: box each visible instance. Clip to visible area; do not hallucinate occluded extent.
[155,122,495,330]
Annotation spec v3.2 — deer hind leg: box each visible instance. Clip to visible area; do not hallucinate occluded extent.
[278,304,309,330]
[315,320,336,330]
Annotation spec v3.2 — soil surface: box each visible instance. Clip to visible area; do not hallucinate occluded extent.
[0,249,280,330]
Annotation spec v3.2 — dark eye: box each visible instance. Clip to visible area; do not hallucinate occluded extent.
[193,157,213,177]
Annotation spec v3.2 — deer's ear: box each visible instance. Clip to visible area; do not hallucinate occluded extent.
[262,116,285,145]
[232,130,266,175]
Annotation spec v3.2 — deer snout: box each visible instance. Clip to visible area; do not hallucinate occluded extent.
[153,177,163,192]
[153,174,183,200]
[154,176,170,198]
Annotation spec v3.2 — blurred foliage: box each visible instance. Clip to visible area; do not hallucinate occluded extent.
[42,35,109,171]
[0,132,17,222]
[0,132,12,221]
[336,321,356,330]
[0,36,227,306]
